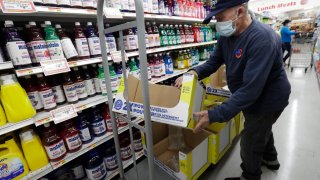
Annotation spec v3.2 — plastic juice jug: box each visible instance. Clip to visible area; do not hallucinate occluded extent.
[23,75,44,112]
[192,24,199,43]
[89,106,107,137]
[104,24,117,53]
[164,52,174,74]
[179,24,186,44]
[129,58,140,79]
[0,137,29,180]
[60,121,82,153]
[175,25,181,45]
[90,64,102,94]
[152,22,161,47]
[62,72,79,103]
[74,22,90,60]
[109,64,119,93]
[55,24,78,61]
[177,51,185,69]
[42,123,67,162]
[28,21,51,64]
[24,24,37,64]
[152,54,161,78]
[76,111,93,144]
[81,65,96,97]
[102,104,112,132]
[4,20,32,69]
[114,63,123,81]
[103,140,118,171]
[72,67,88,101]
[158,53,166,76]
[170,25,177,45]
[183,50,189,68]
[0,104,6,126]
[119,132,132,160]
[146,22,153,48]
[84,150,107,180]
[133,127,143,152]
[125,28,137,51]
[159,24,168,47]
[36,74,57,111]
[98,64,107,95]
[165,24,172,46]
[86,22,101,58]
[48,75,66,105]
[0,75,36,123]
[44,21,65,60]
[19,129,49,171]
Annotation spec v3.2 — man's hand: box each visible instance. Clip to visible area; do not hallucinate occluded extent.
[174,70,198,88]
[193,111,210,134]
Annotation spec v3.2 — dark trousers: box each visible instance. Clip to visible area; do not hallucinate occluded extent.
[282,42,292,63]
[240,110,283,180]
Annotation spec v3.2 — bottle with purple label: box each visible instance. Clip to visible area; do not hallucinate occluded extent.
[86,22,101,58]
[89,107,107,137]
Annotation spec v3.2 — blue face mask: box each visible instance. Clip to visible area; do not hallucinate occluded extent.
[216,10,240,37]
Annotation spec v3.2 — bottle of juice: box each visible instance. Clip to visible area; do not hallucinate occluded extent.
[90,64,101,94]
[103,140,118,171]
[179,24,186,44]
[86,22,101,58]
[129,58,140,79]
[23,75,44,112]
[133,127,143,152]
[62,72,79,104]
[102,104,112,132]
[74,22,90,60]
[55,24,78,61]
[24,24,37,65]
[125,28,138,51]
[84,150,107,180]
[98,64,108,95]
[4,21,32,69]
[187,49,193,67]
[165,24,172,46]
[177,50,185,69]
[200,24,205,43]
[48,75,66,105]
[114,63,123,81]
[43,0,58,6]
[158,53,166,76]
[44,21,65,60]
[60,121,82,153]
[28,21,51,64]
[57,0,70,7]
[89,107,107,137]
[109,64,119,93]
[158,0,165,14]
[119,132,132,160]
[175,24,181,45]
[19,129,49,171]
[72,67,88,101]
[76,111,93,144]
[159,24,168,47]
[81,65,96,97]
[164,52,174,74]
[104,24,117,53]
[70,0,82,8]
[152,22,160,47]
[42,123,67,162]
[36,74,57,111]
[170,25,177,45]
[148,54,155,78]
[0,75,36,123]
[152,54,162,78]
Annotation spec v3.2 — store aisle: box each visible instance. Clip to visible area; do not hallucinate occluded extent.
[123,68,320,180]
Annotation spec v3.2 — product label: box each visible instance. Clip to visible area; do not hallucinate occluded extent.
[79,127,92,142]
[147,34,153,48]
[52,85,66,103]
[110,50,128,63]
[70,0,82,6]
[91,120,107,135]
[63,84,78,102]
[84,79,96,96]
[177,61,185,69]
[120,145,131,160]
[27,91,44,110]
[126,35,137,50]
[134,138,143,151]
[46,39,64,60]
[75,38,90,57]
[6,41,31,66]
[66,134,82,150]
[110,76,118,92]
[0,157,25,179]
[85,163,106,180]
[88,37,101,56]
[105,117,112,132]
[44,140,67,160]
[153,34,160,47]
[60,38,78,59]
[82,0,94,7]
[128,0,135,11]
[75,81,88,99]
[72,165,85,179]
[161,36,168,46]
[104,154,118,170]
[31,40,50,62]
[57,0,70,5]
[43,0,57,4]
[39,89,56,110]
[99,78,107,95]
[26,42,36,63]
[120,0,129,10]
[106,36,117,52]
[153,64,162,77]
[181,35,186,44]
[93,78,101,93]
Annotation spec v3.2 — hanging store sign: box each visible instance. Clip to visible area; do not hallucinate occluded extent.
[0,0,36,13]
[249,0,320,13]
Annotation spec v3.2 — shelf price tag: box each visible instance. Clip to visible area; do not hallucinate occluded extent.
[103,7,122,18]
[34,117,51,127]
[110,51,128,63]
[41,58,70,76]
[0,0,36,13]
[51,105,78,124]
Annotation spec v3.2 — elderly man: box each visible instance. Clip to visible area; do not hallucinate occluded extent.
[175,0,291,180]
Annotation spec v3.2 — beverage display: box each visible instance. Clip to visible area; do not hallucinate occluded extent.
[104,24,117,53]
[103,140,118,171]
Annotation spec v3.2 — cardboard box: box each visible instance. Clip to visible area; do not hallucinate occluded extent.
[147,122,211,180]
[235,112,245,135]
[113,74,205,128]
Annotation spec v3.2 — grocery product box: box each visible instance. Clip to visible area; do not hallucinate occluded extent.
[147,122,211,180]
[235,112,245,136]
[112,74,205,129]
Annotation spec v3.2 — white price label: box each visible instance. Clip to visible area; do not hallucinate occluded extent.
[103,7,123,18]
[40,58,70,76]
[110,50,128,63]
[50,105,78,124]
[0,0,36,13]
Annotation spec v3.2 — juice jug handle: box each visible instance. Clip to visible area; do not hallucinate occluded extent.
[0,144,9,151]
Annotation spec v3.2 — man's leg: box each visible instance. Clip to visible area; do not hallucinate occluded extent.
[283,43,292,63]
[262,132,280,170]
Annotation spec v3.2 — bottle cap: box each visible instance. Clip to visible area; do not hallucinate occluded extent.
[4,20,14,26]
[87,22,93,26]
[29,21,36,26]
[82,65,88,69]
[44,21,51,25]
[36,74,44,78]
[55,24,62,29]
[73,67,79,71]
[75,22,80,26]
[19,130,34,141]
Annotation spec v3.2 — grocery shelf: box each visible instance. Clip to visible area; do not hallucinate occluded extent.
[150,61,206,84]
[0,118,34,136]
[0,62,13,70]
[24,118,144,180]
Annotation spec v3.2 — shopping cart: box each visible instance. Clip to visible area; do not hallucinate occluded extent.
[288,37,314,73]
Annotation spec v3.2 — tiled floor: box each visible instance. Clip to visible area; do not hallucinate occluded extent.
[122,68,320,180]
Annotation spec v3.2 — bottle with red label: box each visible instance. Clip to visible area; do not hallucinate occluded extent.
[133,127,143,152]
[81,65,96,97]
[62,72,79,104]
[28,21,51,64]
[102,104,112,132]
[23,75,44,112]
[24,24,37,65]
[72,67,88,101]
[42,122,67,162]
[74,22,90,60]
[36,74,57,111]
[60,121,82,153]
[55,24,79,61]
[158,53,166,77]
[48,75,66,105]
[89,107,107,137]
[4,20,32,69]
[119,132,132,161]
[179,24,186,44]
[86,22,101,58]
[89,64,101,94]
[152,54,162,78]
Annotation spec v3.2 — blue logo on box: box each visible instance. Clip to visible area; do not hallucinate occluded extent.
[114,100,123,110]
